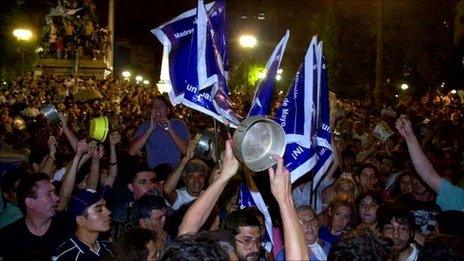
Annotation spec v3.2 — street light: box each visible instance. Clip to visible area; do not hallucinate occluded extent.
[135,75,143,82]
[13,28,33,76]
[13,29,32,41]
[400,83,409,91]
[275,75,282,81]
[121,71,131,78]
[143,80,149,85]
[239,35,257,48]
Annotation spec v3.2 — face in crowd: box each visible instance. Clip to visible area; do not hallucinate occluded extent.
[297,207,319,245]
[382,217,412,252]
[140,208,166,236]
[26,179,60,218]
[77,199,112,232]
[359,195,379,226]
[151,98,169,123]
[128,171,159,200]
[235,225,261,261]
[184,171,206,197]
[358,166,378,192]
[330,204,352,234]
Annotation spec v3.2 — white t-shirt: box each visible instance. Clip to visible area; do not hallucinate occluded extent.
[171,187,198,211]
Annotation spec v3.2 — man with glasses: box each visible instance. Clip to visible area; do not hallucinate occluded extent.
[223,209,263,261]
[378,204,419,260]
[276,205,331,261]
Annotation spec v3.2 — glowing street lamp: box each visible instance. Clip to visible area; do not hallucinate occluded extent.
[275,74,282,81]
[277,68,283,75]
[135,75,143,82]
[400,83,409,91]
[13,29,32,41]
[239,35,257,48]
[121,71,131,78]
[451,89,457,94]
[143,80,149,85]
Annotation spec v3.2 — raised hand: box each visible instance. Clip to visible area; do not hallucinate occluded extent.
[220,140,239,179]
[395,115,415,140]
[76,139,88,157]
[268,156,291,203]
[48,135,58,156]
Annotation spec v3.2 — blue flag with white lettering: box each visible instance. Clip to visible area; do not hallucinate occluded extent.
[275,36,333,185]
[248,30,289,117]
[152,0,227,106]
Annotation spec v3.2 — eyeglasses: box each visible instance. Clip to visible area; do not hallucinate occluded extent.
[235,238,261,250]
[299,217,318,227]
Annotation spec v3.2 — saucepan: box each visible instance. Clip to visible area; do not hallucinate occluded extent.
[42,104,60,124]
[233,116,285,172]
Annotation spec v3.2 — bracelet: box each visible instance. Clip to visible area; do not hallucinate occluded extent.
[109,161,117,166]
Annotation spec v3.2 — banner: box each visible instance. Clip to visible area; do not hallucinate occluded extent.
[153,0,240,127]
[248,30,290,117]
[275,36,333,186]
[151,0,226,105]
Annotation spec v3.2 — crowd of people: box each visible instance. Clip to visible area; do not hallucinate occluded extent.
[0,72,463,260]
[39,0,111,61]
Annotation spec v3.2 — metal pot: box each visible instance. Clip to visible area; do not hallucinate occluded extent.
[233,116,285,172]
[194,130,216,161]
[42,104,59,124]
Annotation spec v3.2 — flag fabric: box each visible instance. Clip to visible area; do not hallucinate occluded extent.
[151,0,226,105]
[46,0,83,24]
[248,30,290,117]
[238,183,274,252]
[153,0,241,127]
[199,0,242,126]
[275,36,333,187]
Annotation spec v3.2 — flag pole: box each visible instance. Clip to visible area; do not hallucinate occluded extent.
[213,118,221,163]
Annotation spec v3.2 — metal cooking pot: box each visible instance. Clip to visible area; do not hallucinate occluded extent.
[194,130,214,161]
[233,116,285,172]
[42,104,60,124]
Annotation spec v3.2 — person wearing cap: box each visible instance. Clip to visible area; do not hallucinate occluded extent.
[53,189,113,260]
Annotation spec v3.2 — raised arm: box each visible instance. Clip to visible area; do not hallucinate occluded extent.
[58,113,78,151]
[268,157,309,261]
[395,115,441,192]
[128,110,156,156]
[58,139,87,210]
[104,131,120,188]
[38,135,58,177]
[163,139,196,204]
[178,140,238,236]
[86,142,103,190]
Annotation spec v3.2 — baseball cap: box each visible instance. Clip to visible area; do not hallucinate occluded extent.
[68,189,103,224]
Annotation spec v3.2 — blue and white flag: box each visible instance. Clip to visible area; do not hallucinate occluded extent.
[153,0,241,127]
[151,0,227,106]
[275,36,333,185]
[238,183,273,252]
[248,30,290,117]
